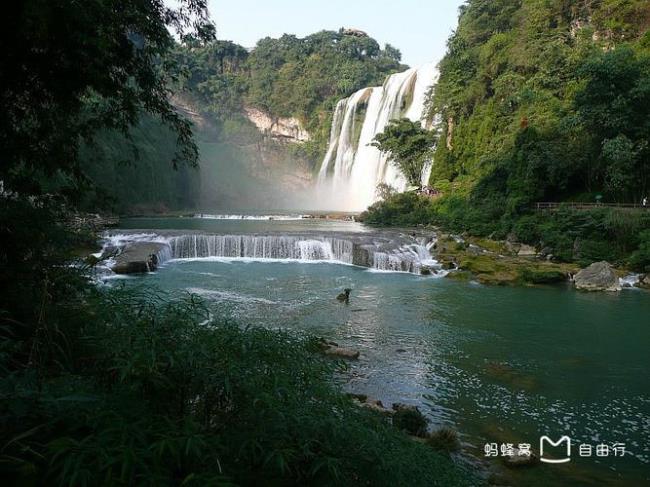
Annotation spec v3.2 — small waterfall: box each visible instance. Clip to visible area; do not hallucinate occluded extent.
[316,63,439,211]
[167,235,355,263]
[101,233,446,276]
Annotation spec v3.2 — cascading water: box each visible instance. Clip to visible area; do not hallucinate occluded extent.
[99,233,447,276]
[168,235,354,263]
[316,63,439,211]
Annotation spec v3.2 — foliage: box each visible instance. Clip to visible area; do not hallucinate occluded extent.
[629,230,650,272]
[372,119,435,186]
[77,116,200,214]
[172,30,406,159]
[427,427,461,454]
[392,407,429,437]
[1,0,212,197]
[365,0,650,268]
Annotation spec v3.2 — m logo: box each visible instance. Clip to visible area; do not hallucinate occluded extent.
[540,435,571,463]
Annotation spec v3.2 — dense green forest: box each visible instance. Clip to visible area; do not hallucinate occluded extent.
[0,1,477,485]
[171,30,405,155]
[364,0,650,271]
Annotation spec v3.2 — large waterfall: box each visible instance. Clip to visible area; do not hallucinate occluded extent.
[316,63,439,211]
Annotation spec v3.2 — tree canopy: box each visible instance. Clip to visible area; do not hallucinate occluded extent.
[0,0,212,195]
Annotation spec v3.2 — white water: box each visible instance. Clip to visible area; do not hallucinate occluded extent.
[316,63,439,211]
[194,214,308,221]
[99,233,446,276]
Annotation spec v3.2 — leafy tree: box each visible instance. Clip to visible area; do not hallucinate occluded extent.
[372,119,435,186]
[0,0,212,196]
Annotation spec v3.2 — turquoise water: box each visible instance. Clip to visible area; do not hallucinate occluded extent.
[110,218,650,486]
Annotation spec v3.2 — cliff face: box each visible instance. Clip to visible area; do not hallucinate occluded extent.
[243,106,310,143]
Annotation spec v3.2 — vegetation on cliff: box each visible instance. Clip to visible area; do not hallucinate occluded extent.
[171,30,405,156]
[365,0,650,272]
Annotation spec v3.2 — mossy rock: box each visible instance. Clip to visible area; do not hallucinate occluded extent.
[469,237,506,254]
[519,267,567,284]
[459,254,499,274]
[445,270,472,281]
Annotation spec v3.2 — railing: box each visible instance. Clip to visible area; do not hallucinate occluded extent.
[535,202,650,211]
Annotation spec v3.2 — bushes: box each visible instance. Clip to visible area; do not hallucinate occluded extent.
[1,287,478,486]
[629,229,650,272]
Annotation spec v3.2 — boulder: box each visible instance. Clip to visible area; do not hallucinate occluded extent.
[336,288,351,303]
[503,447,538,468]
[112,242,167,274]
[517,244,537,257]
[323,346,360,360]
[574,261,621,292]
[637,274,650,289]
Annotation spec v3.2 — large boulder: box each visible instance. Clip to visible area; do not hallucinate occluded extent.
[637,274,650,289]
[574,261,621,292]
[112,242,167,274]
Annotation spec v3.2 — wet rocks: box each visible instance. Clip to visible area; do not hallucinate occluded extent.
[349,394,393,415]
[319,340,360,360]
[112,242,167,274]
[574,261,621,292]
[637,274,650,289]
[502,447,538,468]
[336,288,351,303]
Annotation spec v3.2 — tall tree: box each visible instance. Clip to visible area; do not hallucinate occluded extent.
[0,0,213,195]
[372,119,435,187]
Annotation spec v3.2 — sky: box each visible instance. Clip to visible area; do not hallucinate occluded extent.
[207,0,466,67]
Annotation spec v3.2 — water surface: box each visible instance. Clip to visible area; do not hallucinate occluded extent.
[110,217,650,486]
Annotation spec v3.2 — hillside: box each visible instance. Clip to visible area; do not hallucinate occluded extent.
[429,0,650,204]
[363,0,650,270]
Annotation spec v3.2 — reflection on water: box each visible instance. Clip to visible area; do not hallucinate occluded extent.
[112,256,650,486]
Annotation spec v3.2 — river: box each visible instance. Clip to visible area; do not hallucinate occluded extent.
[102,216,650,486]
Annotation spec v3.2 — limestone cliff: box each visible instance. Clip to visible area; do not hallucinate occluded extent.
[243,106,310,143]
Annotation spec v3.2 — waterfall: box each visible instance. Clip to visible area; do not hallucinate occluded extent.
[316,63,439,211]
[101,233,447,276]
[168,235,355,263]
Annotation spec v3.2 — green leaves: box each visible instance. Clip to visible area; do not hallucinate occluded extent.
[372,119,436,187]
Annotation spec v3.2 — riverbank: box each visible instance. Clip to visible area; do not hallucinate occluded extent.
[360,193,650,290]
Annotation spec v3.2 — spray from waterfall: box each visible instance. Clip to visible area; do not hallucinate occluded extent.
[315,63,439,212]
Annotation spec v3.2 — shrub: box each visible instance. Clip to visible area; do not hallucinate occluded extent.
[392,406,429,437]
[427,427,462,454]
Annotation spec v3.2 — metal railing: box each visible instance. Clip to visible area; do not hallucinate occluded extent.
[535,202,650,211]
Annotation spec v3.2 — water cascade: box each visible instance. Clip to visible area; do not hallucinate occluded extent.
[316,63,439,211]
[100,233,447,276]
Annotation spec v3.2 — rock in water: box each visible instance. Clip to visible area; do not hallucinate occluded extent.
[323,346,360,360]
[336,288,351,303]
[112,242,166,274]
[574,261,621,292]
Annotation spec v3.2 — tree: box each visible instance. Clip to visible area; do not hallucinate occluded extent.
[372,119,435,187]
[0,0,212,195]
